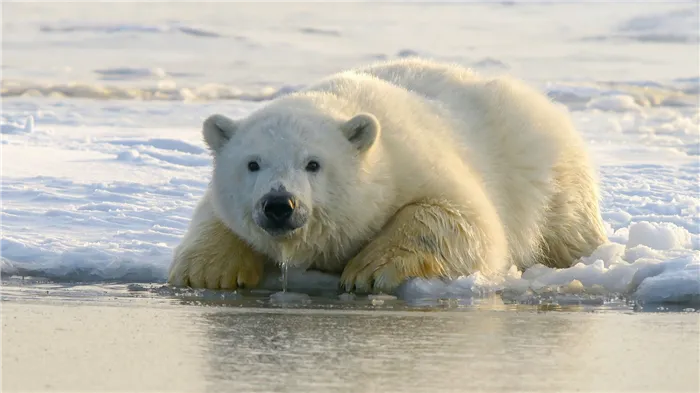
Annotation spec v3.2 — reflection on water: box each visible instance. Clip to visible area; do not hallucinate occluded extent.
[2,284,699,393]
[198,307,699,393]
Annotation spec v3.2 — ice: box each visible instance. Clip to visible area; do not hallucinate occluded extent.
[1,2,699,306]
[587,95,643,113]
[617,7,699,44]
[397,278,450,300]
[94,67,170,81]
[270,291,311,304]
[633,259,700,304]
[39,22,221,38]
[0,81,303,102]
[627,221,693,250]
[1,115,34,134]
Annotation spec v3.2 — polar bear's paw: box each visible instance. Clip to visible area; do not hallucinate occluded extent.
[339,200,500,294]
[340,247,447,294]
[168,251,265,290]
[339,202,454,293]
[168,221,266,290]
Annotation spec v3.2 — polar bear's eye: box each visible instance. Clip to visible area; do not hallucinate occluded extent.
[247,161,260,172]
[305,160,321,173]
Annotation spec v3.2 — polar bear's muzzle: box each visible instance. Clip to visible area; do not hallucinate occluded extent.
[254,191,309,236]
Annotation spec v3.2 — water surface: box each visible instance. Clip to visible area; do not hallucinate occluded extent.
[3,283,698,393]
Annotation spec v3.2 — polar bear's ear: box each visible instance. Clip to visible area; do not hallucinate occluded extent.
[341,113,380,153]
[202,114,238,153]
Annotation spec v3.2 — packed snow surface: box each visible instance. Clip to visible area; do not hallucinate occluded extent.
[2,2,698,306]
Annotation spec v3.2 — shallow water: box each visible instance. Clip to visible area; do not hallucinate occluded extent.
[2,282,699,393]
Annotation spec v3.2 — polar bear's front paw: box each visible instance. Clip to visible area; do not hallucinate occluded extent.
[339,248,446,294]
[168,219,268,290]
[168,248,265,290]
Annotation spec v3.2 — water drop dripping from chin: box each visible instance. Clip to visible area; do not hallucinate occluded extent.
[281,259,289,293]
[269,250,310,304]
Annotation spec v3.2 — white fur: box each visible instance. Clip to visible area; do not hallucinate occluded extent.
[170,58,606,290]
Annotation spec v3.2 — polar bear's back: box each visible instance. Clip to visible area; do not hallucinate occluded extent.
[353,58,481,100]
[352,58,605,268]
[352,58,582,165]
[354,58,579,144]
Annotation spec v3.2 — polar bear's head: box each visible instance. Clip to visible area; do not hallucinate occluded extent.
[202,101,381,263]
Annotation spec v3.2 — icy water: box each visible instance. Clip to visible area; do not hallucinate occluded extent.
[2,282,699,393]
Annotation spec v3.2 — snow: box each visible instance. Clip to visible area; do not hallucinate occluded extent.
[2,2,698,307]
[627,221,694,250]
[1,115,34,135]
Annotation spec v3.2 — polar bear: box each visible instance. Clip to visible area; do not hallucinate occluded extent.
[168,58,607,293]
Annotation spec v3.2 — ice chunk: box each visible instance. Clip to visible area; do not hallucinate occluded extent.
[633,258,700,304]
[270,291,311,303]
[627,221,692,250]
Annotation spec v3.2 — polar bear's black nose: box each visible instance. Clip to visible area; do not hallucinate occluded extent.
[262,193,295,224]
